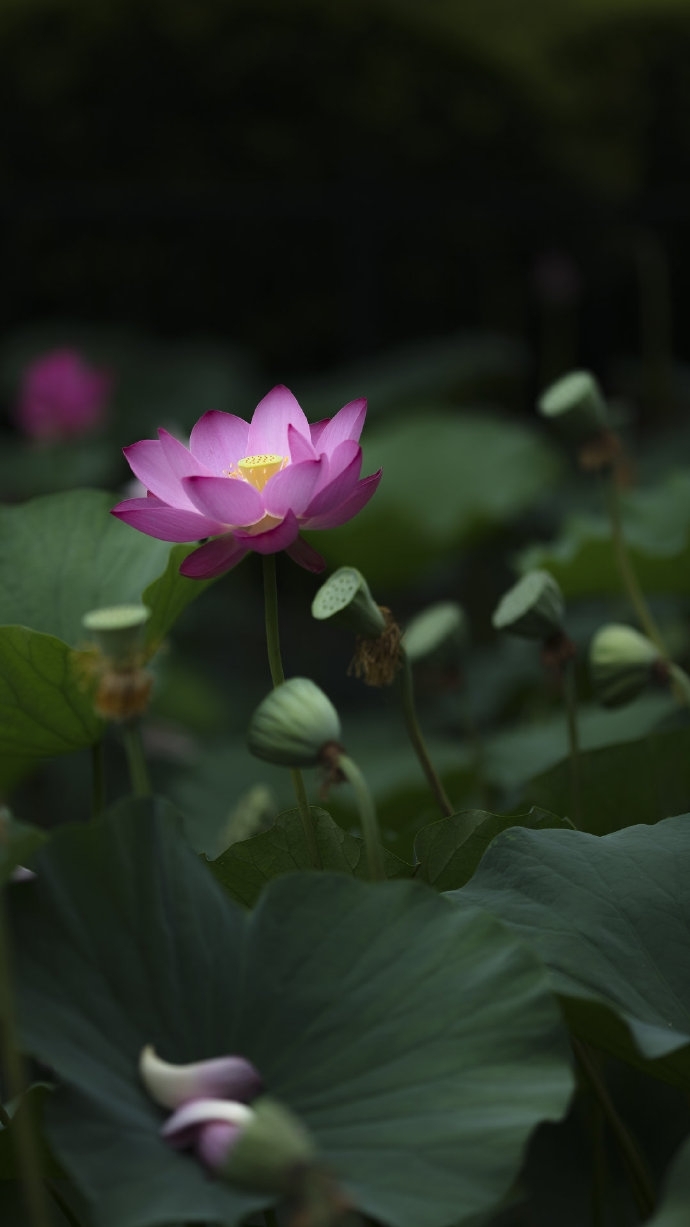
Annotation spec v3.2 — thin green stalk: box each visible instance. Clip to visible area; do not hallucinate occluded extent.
[604,476,666,656]
[573,1038,655,1220]
[0,895,52,1227]
[91,737,105,818]
[398,653,454,817]
[261,556,320,868]
[121,720,152,799]
[561,658,582,830]
[336,753,385,881]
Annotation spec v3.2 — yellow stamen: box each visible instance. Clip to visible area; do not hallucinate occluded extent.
[235,454,285,491]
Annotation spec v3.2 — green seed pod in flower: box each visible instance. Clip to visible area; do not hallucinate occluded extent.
[82,604,151,667]
[537,370,611,444]
[223,1096,316,1193]
[247,678,342,767]
[589,623,663,707]
[403,601,467,666]
[492,571,565,642]
[311,567,387,638]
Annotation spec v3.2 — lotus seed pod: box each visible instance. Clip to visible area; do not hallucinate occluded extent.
[247,678,342,767]
[537,370,610,443]
[492,571,565,641]
[82,604,151,667]
[589,623,662,707]
[223,1096,316,1193]
[403,601,467,665]
[311,567,387,638]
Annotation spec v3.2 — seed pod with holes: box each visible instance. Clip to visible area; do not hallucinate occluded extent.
[311,567,387,638]
[589,623,663,707]
[492,571,565,642]
[537,370,610,444]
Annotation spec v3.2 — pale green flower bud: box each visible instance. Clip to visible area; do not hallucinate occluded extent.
[311,567,387,638]
[224,1096,316,1193]
[492,571,565,642]
[403,601,467,665]
[82,604,151,667]
[247,678,342,767]
[538,370,610,443]
[589,623,663,707]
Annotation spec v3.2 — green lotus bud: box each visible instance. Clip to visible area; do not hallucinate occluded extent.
[403,601,467,666]
[311,567,387,638]
[82,604,151,666]
[589,623,663,707]
[537,370,610,443]
[247,678,342,767]
[492,571,565,641]
[224,1096,316,1193]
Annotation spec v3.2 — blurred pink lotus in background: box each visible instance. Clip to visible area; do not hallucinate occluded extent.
[112,384,381,578]
[15,348,113,440]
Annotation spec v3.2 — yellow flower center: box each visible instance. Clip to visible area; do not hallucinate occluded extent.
[234,454,285,491]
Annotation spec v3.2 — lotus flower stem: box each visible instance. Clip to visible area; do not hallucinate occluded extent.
[262,556,320,867]
[398,653,454,818]
[336,753,385,881]
[572,1038,655,1219]
[91,738,105,818]
[561,658,582,830]
[604,475,666,658]
[0,897,52,1227]
[121,719,152,799]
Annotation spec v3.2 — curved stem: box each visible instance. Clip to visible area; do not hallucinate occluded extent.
[572,1038,655,1220]
[398,654,454,817]
[121,720,152,799]
[561,658,582,830]
[261,556,320,868]
[337,753,385,881]
[605,475,666,656]
[0,895,52,1227]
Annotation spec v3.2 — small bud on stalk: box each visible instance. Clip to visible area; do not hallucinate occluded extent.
[247,678,342,768]
[589,623,666,708]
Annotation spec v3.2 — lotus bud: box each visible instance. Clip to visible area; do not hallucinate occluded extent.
[247,678,342,768]
[589,623,664,707]
[139,1045,262,1109]
[224,1096,316,1193]
[311,567,387,638]
[82,604,151,666]
[403,601,467,666]
[492,571,565,642]
[537,370,610,443]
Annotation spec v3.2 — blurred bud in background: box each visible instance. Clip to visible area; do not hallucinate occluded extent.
[14,348,113,441]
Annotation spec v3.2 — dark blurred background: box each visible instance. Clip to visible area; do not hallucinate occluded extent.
[3,0,690,403]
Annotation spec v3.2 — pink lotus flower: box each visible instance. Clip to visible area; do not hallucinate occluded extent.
[15,348,113,440]
[112,385,381,578]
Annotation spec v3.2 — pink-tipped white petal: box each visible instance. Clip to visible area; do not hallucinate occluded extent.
[303,469,382,530]
[139,1046,262,1110]
[162,1098,254,1148]
[287,423,317,464]
[189,411,250,474]
[233,510,300,555]
[183,475,264,526]
[196,1121,242,1170]
[263,459,323,518]
[111,497,223,542]
[179,536,248,579]
[247,385,310,456]
[285,537,326,573]
[311,398,367,454]
[304,444,362,519]
[123,440,195,509]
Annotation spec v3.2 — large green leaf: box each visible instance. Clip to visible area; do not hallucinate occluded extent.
[210,806,412,907]
[309,408,561,586]
[10,802,573,1227]
[0,490,170,647]
[0,627,102,759]
[518,471,690,598]
[414,807,573,891]
[141,544,218,656]
[452,815,690,1087]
